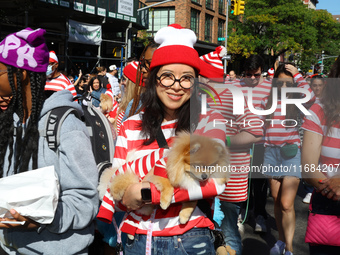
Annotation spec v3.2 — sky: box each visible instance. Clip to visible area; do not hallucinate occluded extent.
[316,0,340,15]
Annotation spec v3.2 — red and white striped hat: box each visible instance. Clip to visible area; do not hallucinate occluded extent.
[150,24,200,72]
[123,61,139,84]
[49,51,58,63]
[268,68,274,76]
[199,46,226,81]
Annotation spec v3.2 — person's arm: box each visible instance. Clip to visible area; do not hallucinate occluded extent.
[301,130,326,188]
[0,209,40,229]
[46,115,99,233]
[73,70,82,87]
[318,175,340,201]
[229,131,262,149]
[121,157,226,207]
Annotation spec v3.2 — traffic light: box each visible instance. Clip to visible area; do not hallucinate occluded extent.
[230,0,237,15]
[236,0,245,15]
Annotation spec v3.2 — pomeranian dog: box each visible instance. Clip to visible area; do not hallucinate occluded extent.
[104,131,230,224]
[146,132,230,223]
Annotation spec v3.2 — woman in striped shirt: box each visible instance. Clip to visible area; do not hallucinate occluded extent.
[302,56,340,255]
[261,63,311,255]
[97,24,227,255]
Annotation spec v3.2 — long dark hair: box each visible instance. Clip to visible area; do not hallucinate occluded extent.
[0,65,46,177]
[88,77,102,91]
[128,40,160,118]
[140,66,200,145]
[321,56,340,133]
[265,63,299,125]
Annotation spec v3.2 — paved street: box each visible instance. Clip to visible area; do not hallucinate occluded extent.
[241,182,310,255]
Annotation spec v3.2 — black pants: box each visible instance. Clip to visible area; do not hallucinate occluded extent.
[309,244,340,255]
[248,144,268,218]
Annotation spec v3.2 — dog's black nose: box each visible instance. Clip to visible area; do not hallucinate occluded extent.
[201,173,208,180]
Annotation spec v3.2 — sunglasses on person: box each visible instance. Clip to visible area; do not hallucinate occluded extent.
[0,95,13,104]
[157,72,195,89]
[140,58,151,72]
[275,80,295,87]
[245,73,261,78]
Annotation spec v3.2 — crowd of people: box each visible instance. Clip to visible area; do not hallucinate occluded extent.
[0,24,339,255]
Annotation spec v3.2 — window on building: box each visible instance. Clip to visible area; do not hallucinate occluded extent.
[205,15,213,41]
[191,9,200,36]
[218,0,225,14]
[191,0,200,4]
[148,7,175,36]
[218,19,225,38]
[206,0,213,9]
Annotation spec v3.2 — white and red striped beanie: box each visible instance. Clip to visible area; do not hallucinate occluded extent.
[199,46,226,81]
[268,68,274,76]
[123,61,139,84]
[49,51,58,63]
[149,24,200,72]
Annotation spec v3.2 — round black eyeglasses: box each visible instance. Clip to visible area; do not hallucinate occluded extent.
[156,73,195,89]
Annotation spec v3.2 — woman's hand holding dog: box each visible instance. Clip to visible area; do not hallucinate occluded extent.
[122,182,151,211]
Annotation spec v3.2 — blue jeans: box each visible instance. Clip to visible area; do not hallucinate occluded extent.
[124,228,215,255]
[263,146,301,178]
[220,201,242,255]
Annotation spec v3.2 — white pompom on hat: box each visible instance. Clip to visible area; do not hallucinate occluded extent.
[149,24,200,72]
[268,68,274,76]
[49,51,58,63]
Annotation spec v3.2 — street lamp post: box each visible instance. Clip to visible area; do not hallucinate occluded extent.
[320,50,324,73]
[223,0,230,77]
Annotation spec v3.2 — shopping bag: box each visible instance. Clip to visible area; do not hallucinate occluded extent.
[0,166,59,224]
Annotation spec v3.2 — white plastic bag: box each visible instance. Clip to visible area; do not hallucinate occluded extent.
[0,166,59,224]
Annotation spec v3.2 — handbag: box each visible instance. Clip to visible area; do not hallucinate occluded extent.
[280,144,298,159]
[305,191,340,246]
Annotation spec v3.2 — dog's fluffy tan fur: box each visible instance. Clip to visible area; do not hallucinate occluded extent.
[105,132,230,224]
[146,132,230,224]
[100,93,113,113]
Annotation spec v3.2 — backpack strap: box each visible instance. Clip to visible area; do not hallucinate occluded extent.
[44,107,80,151]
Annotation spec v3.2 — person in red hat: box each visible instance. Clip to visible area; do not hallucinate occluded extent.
[97,24,228,255]
[267,67,275,81]
[45,51,77,98]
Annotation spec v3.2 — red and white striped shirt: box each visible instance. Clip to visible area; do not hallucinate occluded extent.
[208,90,263,202]
[233,78,273,110]
[97,109,227,236]
[45,73,77,98]
[115,111,125,135]
[260,73,312,148]
[302,103,340,178]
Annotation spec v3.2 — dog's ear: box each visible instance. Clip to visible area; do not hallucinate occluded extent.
[215,144,223,155]
[189,142,201,155]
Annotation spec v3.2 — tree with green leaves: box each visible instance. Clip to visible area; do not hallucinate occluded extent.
[227,0,340,72]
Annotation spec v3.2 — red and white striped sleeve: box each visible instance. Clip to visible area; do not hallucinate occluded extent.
[293,73,315,104]
[150,158,226,205]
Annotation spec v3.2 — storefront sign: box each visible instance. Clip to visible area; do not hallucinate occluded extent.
[118,0,134,16]
[68,19,102,45]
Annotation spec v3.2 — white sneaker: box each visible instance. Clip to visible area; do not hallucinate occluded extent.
[303,193,312,204]
[284,251,293,255]
[254,215,267,233]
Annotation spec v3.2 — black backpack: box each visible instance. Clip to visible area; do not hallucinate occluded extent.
[43,101,116,176]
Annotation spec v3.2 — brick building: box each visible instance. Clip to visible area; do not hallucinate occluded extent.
[140,0,227,54]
